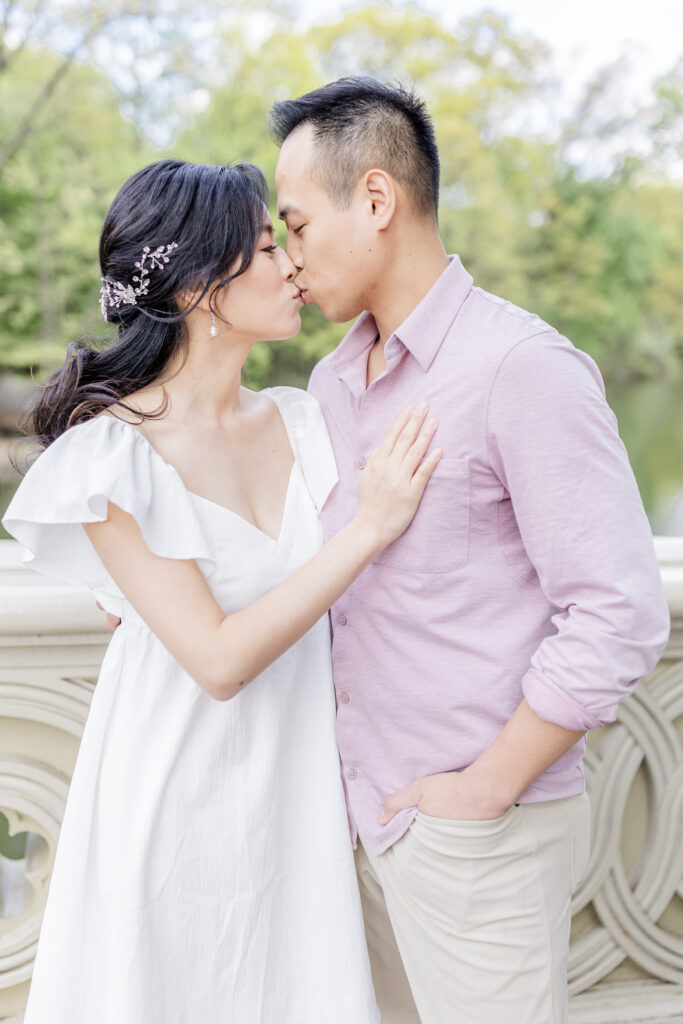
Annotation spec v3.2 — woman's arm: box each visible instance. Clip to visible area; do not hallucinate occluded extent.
[85,405,441,700]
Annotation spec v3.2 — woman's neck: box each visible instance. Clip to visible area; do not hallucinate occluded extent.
[156,327,254,425]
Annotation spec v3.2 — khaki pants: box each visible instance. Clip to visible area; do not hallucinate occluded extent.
[355,791,591,1024]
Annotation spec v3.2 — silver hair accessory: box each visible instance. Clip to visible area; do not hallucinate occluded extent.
[99,242,179,321]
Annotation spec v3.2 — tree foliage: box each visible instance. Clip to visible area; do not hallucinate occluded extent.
[0,2,681,389]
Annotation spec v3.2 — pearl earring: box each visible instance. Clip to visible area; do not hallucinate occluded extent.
[210,309,218,337]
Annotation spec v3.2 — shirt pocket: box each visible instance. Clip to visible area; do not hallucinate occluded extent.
[374,457,471,573]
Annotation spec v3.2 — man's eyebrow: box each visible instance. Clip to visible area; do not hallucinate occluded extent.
[278,205,300,222]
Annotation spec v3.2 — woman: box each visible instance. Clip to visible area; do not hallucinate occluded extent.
[3,159,441,1023]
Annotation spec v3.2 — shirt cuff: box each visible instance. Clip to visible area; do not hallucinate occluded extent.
[522,666,620,732]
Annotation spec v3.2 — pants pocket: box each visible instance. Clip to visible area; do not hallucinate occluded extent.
[561,791,591,894]
[415,801,517,830]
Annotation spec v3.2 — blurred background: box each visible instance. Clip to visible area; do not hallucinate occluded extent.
[0,0,681,537]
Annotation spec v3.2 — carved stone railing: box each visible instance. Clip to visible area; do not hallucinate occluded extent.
[568,537,683,1023]
[0,542,108,1023]
[0,537,681,1023]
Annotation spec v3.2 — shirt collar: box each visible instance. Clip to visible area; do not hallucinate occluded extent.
[330,254,473,379]
[330,309,378,378]
[393,254,473,371]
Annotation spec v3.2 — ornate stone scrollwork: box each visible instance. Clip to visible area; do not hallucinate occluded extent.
[0,756,68,988]
[0,543,106,1019]
[569,658,683,994]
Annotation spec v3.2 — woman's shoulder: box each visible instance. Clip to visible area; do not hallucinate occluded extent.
[27,412,145,476]
[14,406,169,506]
[262,385,324,423]
[262,385,309,401]
[3,403,215,588]
[44,380,168,455]
[259,386,338,513]
[27,411,128,458]
[95,383,167,422]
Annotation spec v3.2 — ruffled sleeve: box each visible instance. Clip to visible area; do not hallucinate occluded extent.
[2,416,215,595]
[266,386,339,513]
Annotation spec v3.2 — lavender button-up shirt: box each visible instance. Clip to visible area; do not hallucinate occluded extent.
[308,255,670,857]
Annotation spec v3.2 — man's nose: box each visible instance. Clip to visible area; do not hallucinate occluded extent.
[280,250,297,281]
[286,237,304,273]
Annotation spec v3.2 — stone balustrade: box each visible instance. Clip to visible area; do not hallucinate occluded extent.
[0,537,681,1023]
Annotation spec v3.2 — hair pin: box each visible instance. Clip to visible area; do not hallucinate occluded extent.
[99,242,179,320]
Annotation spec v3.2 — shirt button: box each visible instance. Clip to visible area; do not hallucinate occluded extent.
[347,768,358,780]
[339,692,350,704]
[355,458,366,470]
[337,613,348,626]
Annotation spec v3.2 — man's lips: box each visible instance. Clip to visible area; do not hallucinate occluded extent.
[293,287,308,304]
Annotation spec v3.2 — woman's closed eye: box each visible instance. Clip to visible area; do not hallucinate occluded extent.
[262,244,278,254]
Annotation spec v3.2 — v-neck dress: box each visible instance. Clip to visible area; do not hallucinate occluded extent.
[3,386,379,1024]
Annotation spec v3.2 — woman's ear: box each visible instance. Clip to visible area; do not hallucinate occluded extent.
[363,169,397,231]
[175,285,209,315]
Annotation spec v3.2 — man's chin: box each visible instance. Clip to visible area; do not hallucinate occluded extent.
[310,298,363,324]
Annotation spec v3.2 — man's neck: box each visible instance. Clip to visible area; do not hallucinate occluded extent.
[368,235,450,347]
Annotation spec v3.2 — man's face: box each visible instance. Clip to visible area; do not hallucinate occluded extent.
[275,124,378,324]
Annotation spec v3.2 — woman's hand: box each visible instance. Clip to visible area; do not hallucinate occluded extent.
[95,600,121,631]
[355,402,441,549]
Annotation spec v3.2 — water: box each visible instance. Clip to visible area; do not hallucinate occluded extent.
[606,377,683,536]
[0,377,682,539]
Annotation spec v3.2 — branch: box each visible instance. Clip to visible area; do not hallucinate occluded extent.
[0,0,50,75]
[0,18,105,170]
[0,51,72,168]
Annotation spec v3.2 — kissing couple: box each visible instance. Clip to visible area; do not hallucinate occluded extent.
[4,77,669,1024]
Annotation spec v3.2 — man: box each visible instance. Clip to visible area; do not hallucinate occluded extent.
[269,77,670,1023]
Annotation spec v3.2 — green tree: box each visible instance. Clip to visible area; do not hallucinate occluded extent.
[0,47,152,372]
[2,2,681,391]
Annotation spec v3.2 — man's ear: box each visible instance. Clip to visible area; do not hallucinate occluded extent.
[363,169,397,230]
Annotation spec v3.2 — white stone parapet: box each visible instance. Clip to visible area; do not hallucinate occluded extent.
[0,538,682,1023]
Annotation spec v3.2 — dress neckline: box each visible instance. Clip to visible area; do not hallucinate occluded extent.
[95,388,298,545]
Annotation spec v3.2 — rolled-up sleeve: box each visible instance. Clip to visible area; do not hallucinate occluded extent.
[485,332,671,732]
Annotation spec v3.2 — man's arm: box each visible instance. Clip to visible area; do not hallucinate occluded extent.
[380,331,669,824]
[379,700,584,823]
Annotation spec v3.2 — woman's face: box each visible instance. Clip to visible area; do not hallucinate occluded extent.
[213,215,304,342]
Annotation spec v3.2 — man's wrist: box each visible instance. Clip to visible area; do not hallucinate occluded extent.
[462,759,521,812]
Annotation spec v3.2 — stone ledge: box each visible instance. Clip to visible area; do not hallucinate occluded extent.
[0,541,109,637]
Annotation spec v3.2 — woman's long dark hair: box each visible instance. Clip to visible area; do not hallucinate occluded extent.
[22,159,269,450]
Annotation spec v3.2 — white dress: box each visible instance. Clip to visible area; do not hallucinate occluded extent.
[3,386,379,1024]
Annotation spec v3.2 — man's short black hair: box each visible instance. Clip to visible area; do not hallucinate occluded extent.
[269,77,440,220]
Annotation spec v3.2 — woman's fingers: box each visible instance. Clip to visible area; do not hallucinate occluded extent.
[377,405,414,457]
[392,403,429,461]
[402,418,438,476]
[377,402,433,459]
[355,403,442,548]
[411,448,443,495]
